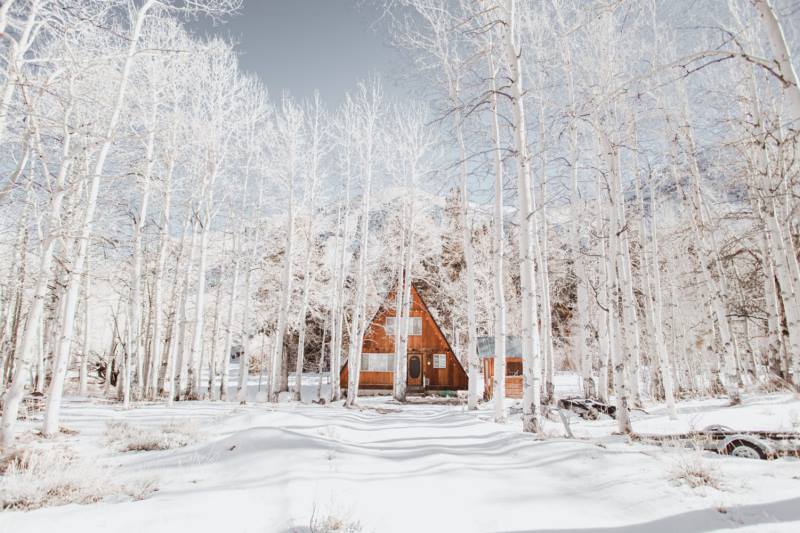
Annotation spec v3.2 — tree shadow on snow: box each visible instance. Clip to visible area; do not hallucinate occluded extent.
[497,497,800,533]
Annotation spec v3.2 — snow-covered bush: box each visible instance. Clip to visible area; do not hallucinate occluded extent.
[105,419,201,452]
[0,447,157,510]
[669,453,722,490]
[307,501,363,533]
[309,512,363,533]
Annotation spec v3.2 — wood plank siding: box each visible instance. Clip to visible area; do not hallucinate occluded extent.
[340,284,468,392]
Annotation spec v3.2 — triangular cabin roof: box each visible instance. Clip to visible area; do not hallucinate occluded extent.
[340,283,468,391]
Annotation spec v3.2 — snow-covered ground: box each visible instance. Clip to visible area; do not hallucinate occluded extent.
[3,392,800,533]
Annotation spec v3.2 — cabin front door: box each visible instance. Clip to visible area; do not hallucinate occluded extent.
[407,353,422,387]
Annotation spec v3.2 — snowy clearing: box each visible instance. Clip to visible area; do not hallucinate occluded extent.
[3,1,800,531]
[3,393,799,533]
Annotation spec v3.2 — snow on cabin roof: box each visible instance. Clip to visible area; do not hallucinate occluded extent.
[476,336,523,358]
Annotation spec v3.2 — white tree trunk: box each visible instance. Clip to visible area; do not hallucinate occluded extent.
[207,244,226,400]
[146,159,174,399]
[503,0,542,433]
[456,119,479,410]
[392,232,407,401]
[647,180,677,419]
[78,259,90,397]
[188,210,212,399]
[126,148,153,405]
[220,233,240,401]
[536,96,554,403]
[330,178,351,402]
[236,234,256,402]
[601,131,633,434]
[0,0,39,145]
[271,184,295,401]
[490,57,507,422]
[345,188,371,407]
[175,218,200,402]
[293,246,313,402]
[396,216,415,402]
[751,0,800,123]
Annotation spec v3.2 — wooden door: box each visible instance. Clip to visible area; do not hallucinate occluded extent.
[407,353,422,386]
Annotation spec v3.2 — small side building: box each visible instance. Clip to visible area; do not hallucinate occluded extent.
[478,336,524,399]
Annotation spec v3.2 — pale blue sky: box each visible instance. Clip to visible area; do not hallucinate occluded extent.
[191,0,409,105]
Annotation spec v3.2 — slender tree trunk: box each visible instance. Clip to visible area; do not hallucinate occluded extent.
[345,195,371,407]
[490,56,507,422]
[293,259,312,402]
[535,95,555,403]
[751,0,800,124]
[317,316,328,401]
[0,0,38,146]
[456,118,479,410]
[220,233,240,401]
[503,0,543,433]
[647,179,677,418]
[146,161,174,398]
[271,183,295,402]
[601,130,633,434]
[392,229,407,401]
[175,217,200,401]
[79,258,90,396]
[202,233,225,399]
[331,178,352,402]
[293,211,318,401]
[126,151,152,406]
[236,229,258,402]
[189,207,212,399]
[396,210,415,401]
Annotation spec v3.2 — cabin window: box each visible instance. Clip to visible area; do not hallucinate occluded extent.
[361,353,395,372]
[385,316,422,336]
[506,361,523,376]
[433,353,447,369]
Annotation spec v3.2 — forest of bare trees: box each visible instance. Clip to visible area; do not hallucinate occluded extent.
[0,0,799,454]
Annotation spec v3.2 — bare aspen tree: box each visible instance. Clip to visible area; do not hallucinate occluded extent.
[293,94,325,402]
[1,71,78,448]
[346,80,383,407]
[502,0,543,433]
[270,95,303,402]
[488,44,507,422]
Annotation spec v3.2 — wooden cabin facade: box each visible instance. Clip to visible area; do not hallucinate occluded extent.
[340,284,468,393]
[478,336,524,399]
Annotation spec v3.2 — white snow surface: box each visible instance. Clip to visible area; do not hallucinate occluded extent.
[3,392,800,533]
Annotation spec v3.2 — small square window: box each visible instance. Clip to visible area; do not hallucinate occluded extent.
[506,361,522,376]
[433,354,446,369]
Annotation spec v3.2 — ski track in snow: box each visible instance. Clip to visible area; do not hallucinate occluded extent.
[3,393,800,533]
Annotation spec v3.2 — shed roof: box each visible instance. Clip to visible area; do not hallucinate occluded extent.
[476,336,523,358]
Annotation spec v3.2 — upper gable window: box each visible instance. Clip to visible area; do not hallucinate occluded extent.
[385,316,422,336]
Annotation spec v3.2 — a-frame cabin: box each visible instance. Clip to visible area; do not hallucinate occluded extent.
[340,284,468,393]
